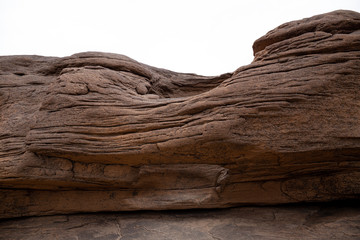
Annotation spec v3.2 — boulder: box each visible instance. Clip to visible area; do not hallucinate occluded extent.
[0,10,360,218]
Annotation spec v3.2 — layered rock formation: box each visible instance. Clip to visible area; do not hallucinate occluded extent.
[0,10,360,219]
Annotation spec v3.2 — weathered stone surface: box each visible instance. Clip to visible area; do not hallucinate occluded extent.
[0,203,359,240]
[0,10,360,218]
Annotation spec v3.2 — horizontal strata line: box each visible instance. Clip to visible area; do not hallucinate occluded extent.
[226,53,360,87]
[28,131,203,144]
[0,186,219,192]
[260,45,360,61]
[243,58,357,79]
[0,135,26,140]
[29,125,183,137]
[227,172,356,186]
[28,118,190,133]
[41,100,181,112]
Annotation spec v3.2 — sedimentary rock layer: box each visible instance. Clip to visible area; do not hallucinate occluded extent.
[0,10,359,218]
[1,203,359,240]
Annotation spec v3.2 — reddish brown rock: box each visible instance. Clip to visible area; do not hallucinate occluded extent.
[0,10,360,219]
[1,203,359,240]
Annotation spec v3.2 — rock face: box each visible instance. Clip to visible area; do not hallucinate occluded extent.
[0,10,360,219]
[1,202,359,240]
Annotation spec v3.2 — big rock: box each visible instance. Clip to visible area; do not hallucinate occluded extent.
[0,10,360,219]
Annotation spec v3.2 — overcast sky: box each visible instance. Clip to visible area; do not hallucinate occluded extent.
[1,0,359,75]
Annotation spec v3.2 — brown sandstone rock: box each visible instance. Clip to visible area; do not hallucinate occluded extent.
[1,203,359,240]
[0,10,360,218]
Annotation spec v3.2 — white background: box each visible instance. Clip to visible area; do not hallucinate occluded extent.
[1,0,359,75]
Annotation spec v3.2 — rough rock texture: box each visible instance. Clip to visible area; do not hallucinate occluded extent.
[1,203,359,240]
[0,10,360,219]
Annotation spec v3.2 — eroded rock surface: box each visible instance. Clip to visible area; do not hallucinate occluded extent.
[0,10,360,218]
[1,203,359,240]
